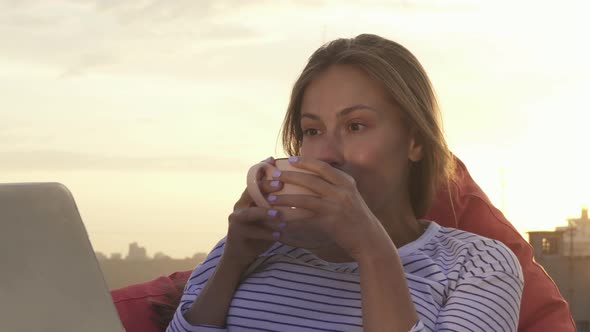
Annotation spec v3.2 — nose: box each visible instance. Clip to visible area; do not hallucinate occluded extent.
[311,134,345,169]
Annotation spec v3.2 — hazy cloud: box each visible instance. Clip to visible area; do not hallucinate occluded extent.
[0,0,270,78]
[59,53,119,77]
[0,149,251,172]
[3,0,586,83]
[90,0,271,23]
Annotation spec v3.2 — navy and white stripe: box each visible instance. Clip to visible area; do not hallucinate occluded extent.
[167,221,523,332]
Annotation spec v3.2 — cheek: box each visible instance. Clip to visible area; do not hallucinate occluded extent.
[348,138,409,198]
[299,141,311,157]
[299,144,317,158]
[349,146,394,189]
[351,148,380,165]
[349,138,405,171]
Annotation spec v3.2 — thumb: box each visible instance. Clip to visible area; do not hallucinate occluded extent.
[234,188,254,211]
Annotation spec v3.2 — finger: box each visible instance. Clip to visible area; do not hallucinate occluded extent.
[235,177,283,211]
[230,207,287,237]
[260,156,276,165]
[234,188,254,211]
[265,213,288,232]
[259,178,284,194]
[267,194,334,213]
[230,221,282,242]
[286,156,355,187]
[229,206,282,225]
[271,170,334,197]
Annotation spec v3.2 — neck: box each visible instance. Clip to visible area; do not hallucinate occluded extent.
[374,196,423,248]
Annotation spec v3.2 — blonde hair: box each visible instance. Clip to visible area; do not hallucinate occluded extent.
[281,34,456,218]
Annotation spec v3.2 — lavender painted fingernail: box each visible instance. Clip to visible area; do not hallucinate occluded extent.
[288,156,299,163]
[267,194,277,202]
[272,231,281,238]
[270,180,280,187]
[278,222,287,229]
[272,170,282,178]
[267,209,278,217]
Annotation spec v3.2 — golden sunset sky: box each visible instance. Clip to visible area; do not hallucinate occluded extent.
[1,0,589,258]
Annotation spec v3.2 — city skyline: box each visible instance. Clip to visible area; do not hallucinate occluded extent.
[95,241,207,261]
[93,207,589,259]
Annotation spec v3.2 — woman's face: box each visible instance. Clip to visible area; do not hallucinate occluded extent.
[299,64,423,215]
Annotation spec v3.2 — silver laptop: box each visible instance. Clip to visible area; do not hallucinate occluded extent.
[0,183,125,332]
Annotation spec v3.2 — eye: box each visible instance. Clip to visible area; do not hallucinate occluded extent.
[303,128,320,136]
[348,123,366,132]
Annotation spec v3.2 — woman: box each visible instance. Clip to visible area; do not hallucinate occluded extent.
[166,34,523,331]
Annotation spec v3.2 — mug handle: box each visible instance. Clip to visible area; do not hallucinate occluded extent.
[246,161,277,208]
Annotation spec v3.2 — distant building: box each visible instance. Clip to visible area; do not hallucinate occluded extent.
[95,251,108,261]
[192,252,206,261]
[556,207,590,256]
[94,243,209,289]
[98,252,205,290]
[153,251,171,260]
[126,242,148,261]
[528,207,590,332]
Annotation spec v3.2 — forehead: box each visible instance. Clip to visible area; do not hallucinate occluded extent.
[300,64,396,116]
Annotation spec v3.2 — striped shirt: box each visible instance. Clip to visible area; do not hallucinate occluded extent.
[167,221,524,332]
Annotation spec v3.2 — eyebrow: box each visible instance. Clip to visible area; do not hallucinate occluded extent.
[300,104,378,120]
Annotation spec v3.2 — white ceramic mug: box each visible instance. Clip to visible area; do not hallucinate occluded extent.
[246,158,331,249]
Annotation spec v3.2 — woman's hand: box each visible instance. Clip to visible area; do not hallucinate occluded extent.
[266,156,393,261]
[267,157,419,331]
[221,157,286,268]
